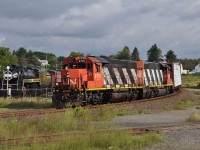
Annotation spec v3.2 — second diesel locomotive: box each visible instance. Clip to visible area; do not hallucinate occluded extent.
[0,65,60,97]
[52,56,181,108]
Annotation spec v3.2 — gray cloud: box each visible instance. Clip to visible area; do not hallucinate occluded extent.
[0,0,200,59]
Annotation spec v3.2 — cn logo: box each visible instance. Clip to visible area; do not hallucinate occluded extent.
[70,78,77,85]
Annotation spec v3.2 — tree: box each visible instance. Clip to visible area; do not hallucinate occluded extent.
[165,50,177,63]
[69,51,85,57]
[18,56,28,66]
[147,44,162,62]
[0,47,18,78]
[57,56,66,70]
[131,47,140,61]
[179,58,197,71]
[29,55,40,68]
[57,56,66,62]
[112,46,131,60]
[13,47,27,58]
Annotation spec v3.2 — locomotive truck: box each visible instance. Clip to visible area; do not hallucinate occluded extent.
[52,56,181,108]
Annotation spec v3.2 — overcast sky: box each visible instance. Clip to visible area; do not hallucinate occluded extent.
[0,0,200,60]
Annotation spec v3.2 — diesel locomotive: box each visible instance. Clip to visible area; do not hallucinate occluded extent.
[52,56,181,108]
[0,65,41,97]
[0,65,60,97]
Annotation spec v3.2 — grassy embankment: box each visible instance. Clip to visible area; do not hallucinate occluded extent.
[0,106,163,149]
[181,74,200,88]
[175,78,200,122]
[174,74,200,110]
[187,112,200,122]
[0,97,52,109]
[170,74,200,110]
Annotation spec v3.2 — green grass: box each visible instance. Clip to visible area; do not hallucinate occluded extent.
[181,74,200,88]
[0,97,52,109]
[0,107,117,139]
[193,91,200,95]
[117,108,150,116]
[1,132,163,150]
[187,112,200,122]
[0,106,164,149]
[174,98,200,110]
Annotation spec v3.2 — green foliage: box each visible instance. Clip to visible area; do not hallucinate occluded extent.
[5,132,163,150]
[0,47,19,78]
[112,46,131,60]
[181,74,200,88]
[179,58,200,71]
[165,50,177,63]
[0,118,163,149]
[117,108,150,116]
[13,47,27,58]
[175,101,193,110]
[91,107,116,121]
[18,55,28,66]
[69,51,85,57]
[174,98,200,110]
[0,97,52,109]
[131,47,140,61]
[147,44,162,62]
[57,56,66,62]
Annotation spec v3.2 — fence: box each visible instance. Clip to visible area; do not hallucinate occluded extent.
[0,88,53,98]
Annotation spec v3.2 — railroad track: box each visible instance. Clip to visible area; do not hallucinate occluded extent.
[0,127,156,146]
[0,108,65,119]
[0,90,181,119]
[1,122,199,147]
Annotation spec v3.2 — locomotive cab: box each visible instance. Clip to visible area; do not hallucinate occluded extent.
[59,56,104,90]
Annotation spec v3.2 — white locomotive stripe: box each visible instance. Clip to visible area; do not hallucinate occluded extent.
[144,70,149,86]
[113,68,123,85]
[103,67,113,85]
[151,69,157,85]
[160,70,163,84]
[147,69,152,85]
[122,68,131,85]
[130,69,137,86]
[156,69,161,84]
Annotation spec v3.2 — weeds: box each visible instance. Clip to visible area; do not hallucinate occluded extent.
[0,97,52,109]
[181,74,200,88]
[187,112,200,122]
[193,91,200,95]
[1,132,163,150]
[174,98,200,110]
[117,108,150,116]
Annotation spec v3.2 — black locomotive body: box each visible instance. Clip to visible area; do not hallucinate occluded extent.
[0,65,41,97]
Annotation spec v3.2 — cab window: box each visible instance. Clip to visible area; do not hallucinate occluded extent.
[96,64,100,72]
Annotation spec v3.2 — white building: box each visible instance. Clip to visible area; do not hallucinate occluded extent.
[194,64,200,73]
[38,59,48,67]
[180,64,189,74]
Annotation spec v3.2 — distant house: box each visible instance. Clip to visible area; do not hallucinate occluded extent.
[189,69,196,74]
[180,64,189,74]
[38,59,48,67]
[194,64,200,73]
[188,64,200,74]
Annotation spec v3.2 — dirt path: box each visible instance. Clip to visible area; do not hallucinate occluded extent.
[111,108,200,128]
[110,107,200,150]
